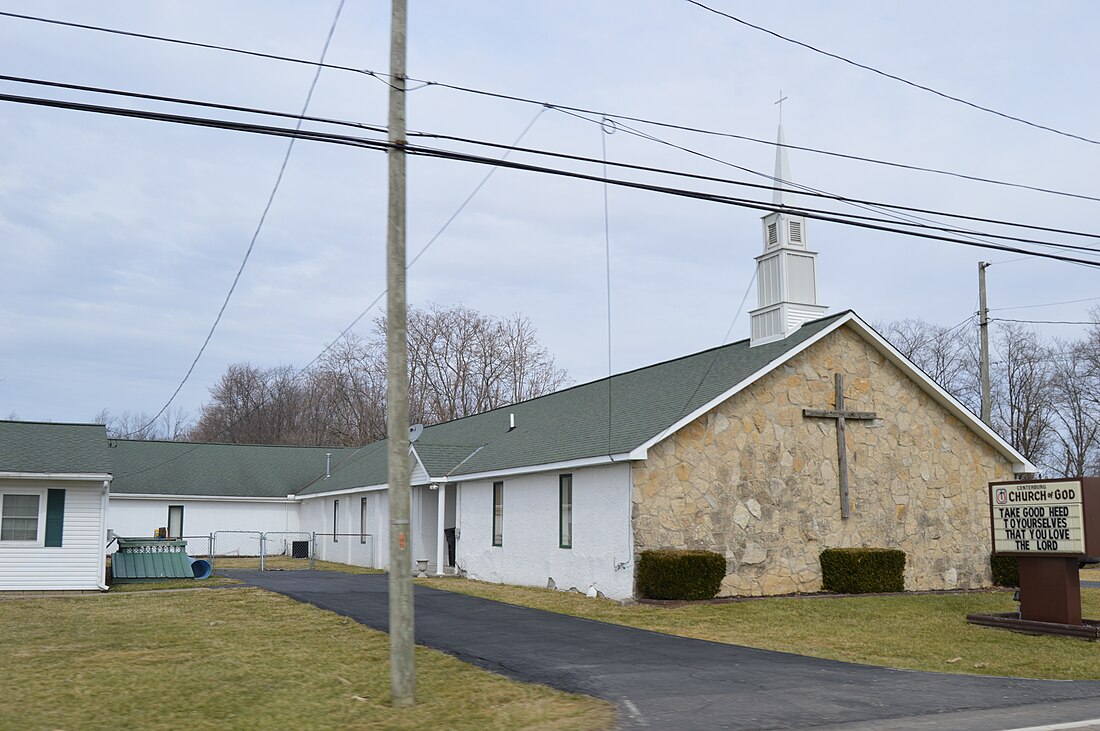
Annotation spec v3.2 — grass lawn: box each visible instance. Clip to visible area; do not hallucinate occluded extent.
[1,587,614,731]
[1082,566,1100,581]
[417,577,1100,681]
[109,574,242,592]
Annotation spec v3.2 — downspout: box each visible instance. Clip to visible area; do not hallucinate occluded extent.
[98,479,111,591]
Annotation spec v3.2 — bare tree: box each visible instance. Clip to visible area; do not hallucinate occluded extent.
[1047,341,1100,477]
[877,318,980,413]
[95,407,193,440]
[188,304,570,446]
[991,323,1055,471]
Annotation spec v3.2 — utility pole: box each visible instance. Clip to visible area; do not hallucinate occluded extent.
[385,0,415,708]
[978,261,991,425]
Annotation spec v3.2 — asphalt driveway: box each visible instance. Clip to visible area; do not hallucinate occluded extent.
[231,570,1100,730]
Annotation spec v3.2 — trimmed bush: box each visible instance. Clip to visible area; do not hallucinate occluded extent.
[819,547,906,594]
[636,549,726,600]
[990,554,1020,587]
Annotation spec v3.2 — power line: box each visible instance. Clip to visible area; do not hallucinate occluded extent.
[415,124,1100,244]
[992,295,1100,313]
[992,318,1096,326]
[124,0,348,437]
[0,10,367,77]
[4,89,1100,269]
[683,0,1100,146]
[5,10,1099,204]
[549,107,1100,262]
[115,109,547,480]
[0,73,387,136]
[10,70,1100,249]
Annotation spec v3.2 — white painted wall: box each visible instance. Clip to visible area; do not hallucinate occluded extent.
[107,497,299,557]
[455,462,635,600]
[299,489,387,569]
[0,478,108,591]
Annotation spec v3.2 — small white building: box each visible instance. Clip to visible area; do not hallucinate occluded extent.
[0,421,112,593]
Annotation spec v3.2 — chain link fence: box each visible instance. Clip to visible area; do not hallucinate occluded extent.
[202,531,377,572]
[311,533,376,570]
[180,535,213,560]
[211,530,263,570]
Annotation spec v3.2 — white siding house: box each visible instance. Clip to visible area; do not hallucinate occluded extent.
[0,421,112,593]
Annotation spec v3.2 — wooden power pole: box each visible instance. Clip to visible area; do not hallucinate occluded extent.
[385,0,415,708]
[979,261,991,425]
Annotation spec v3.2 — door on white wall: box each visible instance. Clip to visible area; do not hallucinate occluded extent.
[167,505,184,538]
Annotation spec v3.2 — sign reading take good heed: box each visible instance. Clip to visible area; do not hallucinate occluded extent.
[991,480,1085,555]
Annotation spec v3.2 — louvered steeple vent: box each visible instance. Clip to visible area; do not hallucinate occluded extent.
[749,124,827,346]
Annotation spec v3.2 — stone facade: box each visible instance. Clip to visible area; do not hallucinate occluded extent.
[631,324,1015,596]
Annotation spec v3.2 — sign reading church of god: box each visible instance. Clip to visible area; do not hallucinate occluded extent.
[990,479,1085,556]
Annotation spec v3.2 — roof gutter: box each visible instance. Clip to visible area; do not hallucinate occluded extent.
[0,471,113,481]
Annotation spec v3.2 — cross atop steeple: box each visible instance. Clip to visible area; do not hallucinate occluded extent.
[774,90,788,125]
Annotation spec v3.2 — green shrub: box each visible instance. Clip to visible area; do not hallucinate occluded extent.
[990,554,1020,587]
[819,547,906,594]
[636,549,726,600]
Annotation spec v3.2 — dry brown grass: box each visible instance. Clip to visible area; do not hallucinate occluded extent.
[418,576,1100,681]
[0,587,615,730]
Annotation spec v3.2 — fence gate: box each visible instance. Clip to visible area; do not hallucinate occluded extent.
[260,532,313,571]
[211,530,263,571]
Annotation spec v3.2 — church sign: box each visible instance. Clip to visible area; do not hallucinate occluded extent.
[990,480,1086,555]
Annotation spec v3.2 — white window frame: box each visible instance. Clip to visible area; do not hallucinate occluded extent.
[0,489,46,547]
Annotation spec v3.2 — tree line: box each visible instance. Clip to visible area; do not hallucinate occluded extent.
[879,315,1100,478]
[99,303,1100,479]
[97,303,569,446]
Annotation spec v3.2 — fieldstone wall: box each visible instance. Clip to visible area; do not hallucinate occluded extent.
[631,325,1015,596]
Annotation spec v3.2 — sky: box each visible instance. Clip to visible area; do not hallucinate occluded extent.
[1,1,1099,427]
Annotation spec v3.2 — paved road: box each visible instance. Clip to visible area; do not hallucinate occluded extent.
[231,570,1100,730]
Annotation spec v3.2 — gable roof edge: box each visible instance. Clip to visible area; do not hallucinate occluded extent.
[842,314,1034,473]
[628,312,1035,474]
[628,313,855,460]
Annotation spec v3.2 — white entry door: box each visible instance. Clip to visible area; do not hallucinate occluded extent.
[167,505,184,538]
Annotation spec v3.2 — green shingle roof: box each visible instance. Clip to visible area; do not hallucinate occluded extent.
[298,311,850,494]
[110,440,346,497]
[0,420,111,474]
[110,312,850,499]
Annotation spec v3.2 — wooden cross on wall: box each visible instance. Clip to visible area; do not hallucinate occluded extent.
[803,373,878,519]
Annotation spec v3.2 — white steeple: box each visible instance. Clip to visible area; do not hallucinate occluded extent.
[748,123,827,347]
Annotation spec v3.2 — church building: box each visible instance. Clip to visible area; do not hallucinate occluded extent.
[3,126,1031,598]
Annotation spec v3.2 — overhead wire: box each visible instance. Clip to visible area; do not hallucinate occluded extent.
[3,89,1100,269]
[683,0,1100,146]
[122,0,348,437]
[8,69,1099,252]
[549,106,1100,264]
[4,10,1099,204]
[991,295,1100,313]
[115,107,548,481]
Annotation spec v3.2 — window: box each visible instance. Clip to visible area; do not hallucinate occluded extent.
[1,493,40,542]
[492,481,504,546]
[559,474,572,549]
[333,499,340,542]
[360,496,368,544]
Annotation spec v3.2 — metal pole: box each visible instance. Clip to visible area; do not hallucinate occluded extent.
[209,532,215,572]
[979,261,991,425]
[260,533,265,572]
[386,0,415,708]
[310,531,316,571]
